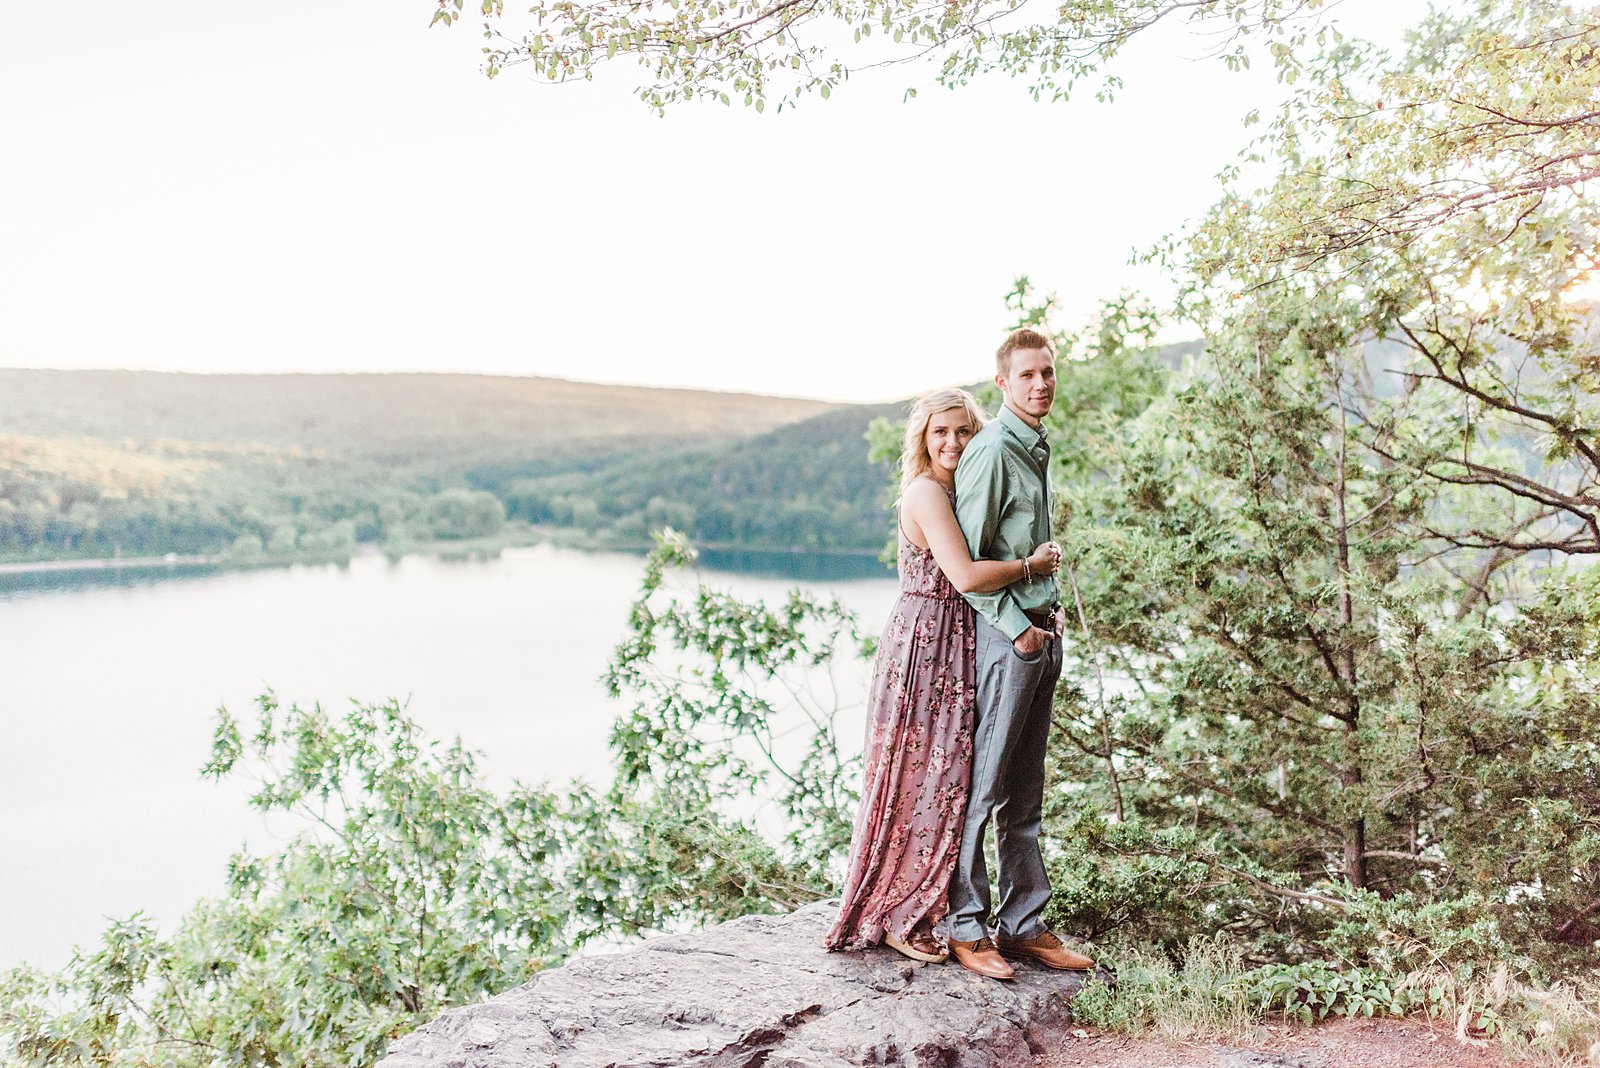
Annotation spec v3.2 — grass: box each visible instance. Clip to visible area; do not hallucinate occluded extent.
[1068,938,1265,1042]
[1068,939,1600,1065]
[1450,967,1600,1065]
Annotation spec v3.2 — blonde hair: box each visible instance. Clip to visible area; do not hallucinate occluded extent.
[899,388,987,495]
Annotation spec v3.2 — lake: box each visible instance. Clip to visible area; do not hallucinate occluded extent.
[0,545,898,970]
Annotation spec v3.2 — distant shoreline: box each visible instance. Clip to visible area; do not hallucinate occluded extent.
[0,555,221,576]
[0,539,887,580]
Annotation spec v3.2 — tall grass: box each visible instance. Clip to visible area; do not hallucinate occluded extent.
[1068,941,1600,1065]
[1068,938,1263,1041]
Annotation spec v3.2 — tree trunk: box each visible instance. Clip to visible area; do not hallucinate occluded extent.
[1335,381,1368,890]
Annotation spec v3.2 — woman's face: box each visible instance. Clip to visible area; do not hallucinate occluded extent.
[924,406,976,477]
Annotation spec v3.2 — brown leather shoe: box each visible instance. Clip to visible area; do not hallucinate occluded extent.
[997,930,1095,971]
[948,936,1015,980]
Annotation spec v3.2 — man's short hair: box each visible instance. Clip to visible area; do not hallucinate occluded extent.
[996,327,1057,376]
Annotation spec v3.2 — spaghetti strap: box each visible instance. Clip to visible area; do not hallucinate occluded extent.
[899,476,957,552]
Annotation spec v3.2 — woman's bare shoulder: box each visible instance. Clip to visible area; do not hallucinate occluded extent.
[900,476,951,509]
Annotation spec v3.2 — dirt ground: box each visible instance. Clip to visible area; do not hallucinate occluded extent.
[1039,1017,1522,1068]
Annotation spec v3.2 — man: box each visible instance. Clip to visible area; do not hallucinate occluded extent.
[946,327,1095,980]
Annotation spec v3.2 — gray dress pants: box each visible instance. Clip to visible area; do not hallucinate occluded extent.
[946,614,1060,942]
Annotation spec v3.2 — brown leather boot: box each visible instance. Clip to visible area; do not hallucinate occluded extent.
[996,930,1095,971]
[948,936,1015,980]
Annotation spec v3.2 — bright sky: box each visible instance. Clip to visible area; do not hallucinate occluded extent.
[0,0,1435,402]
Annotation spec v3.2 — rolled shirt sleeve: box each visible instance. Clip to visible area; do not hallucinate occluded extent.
[954,438,1035,641]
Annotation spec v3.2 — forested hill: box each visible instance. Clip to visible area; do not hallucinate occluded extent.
[489,401,906,551]
[0,369,898,563]
[0,370,831,469]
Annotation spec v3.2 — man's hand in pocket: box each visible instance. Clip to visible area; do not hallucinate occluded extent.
[1012,626,1049,657]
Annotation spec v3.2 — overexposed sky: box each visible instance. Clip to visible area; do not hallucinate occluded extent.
[1,0,1433,402]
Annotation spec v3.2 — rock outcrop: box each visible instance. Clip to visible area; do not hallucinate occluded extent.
[380,901,1106,1068]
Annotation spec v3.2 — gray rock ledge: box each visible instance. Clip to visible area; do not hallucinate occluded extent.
[379,900,1105,1068]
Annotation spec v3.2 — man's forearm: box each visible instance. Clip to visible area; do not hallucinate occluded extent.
[967,588,1032,641]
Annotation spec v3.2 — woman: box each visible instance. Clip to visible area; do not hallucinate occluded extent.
[825,388,1060,962]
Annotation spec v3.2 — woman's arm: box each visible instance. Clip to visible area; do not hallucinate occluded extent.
[902,481,1055,595]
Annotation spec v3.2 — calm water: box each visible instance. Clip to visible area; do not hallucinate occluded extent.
[0,545,897,970]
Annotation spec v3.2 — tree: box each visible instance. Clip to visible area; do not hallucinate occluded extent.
[0,695,572,1067]
[1185,0,1600,562]
[432,0,1330,111]
[603,529,871,877]
[421,488,507,540]
[993,278,1600,965]
[1190,0,1599,276]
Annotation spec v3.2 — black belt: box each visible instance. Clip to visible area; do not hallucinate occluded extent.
[1023,603,1061,629]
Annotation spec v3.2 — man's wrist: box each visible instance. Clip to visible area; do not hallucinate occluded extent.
[996,602,1032,641]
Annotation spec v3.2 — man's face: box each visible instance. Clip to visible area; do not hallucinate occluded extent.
[996,346,1057,424]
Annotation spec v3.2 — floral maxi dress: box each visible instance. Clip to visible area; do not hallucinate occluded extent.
[825,491,977,950]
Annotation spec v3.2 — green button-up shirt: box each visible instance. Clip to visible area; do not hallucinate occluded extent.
[953,404,1059,640]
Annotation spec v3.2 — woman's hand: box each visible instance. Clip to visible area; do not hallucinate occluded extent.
[1027,541,1062,577]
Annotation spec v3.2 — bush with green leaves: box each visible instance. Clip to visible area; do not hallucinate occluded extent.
[0,532,874,1067]
[0,696,579,1067]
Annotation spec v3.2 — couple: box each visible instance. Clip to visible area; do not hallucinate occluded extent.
[824,327,1094,980]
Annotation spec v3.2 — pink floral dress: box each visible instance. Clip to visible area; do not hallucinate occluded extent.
[825,483,977,950]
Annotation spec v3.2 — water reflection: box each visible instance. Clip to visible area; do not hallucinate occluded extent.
[0,545,892,600]
[0,562,225,599]
[693,547,888,581]
[0,543,899,970]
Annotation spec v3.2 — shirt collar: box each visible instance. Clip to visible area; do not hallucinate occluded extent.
[997,403,1048,448]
